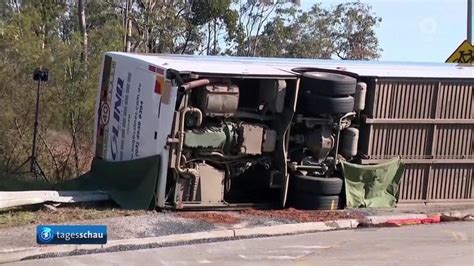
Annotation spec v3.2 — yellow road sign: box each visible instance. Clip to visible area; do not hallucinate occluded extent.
[445,40,473,64]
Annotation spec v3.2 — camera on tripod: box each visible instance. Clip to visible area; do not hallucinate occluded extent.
[33,68,49,82]
[11,67,50,181]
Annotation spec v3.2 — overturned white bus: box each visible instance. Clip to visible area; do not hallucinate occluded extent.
[94,53,473,210]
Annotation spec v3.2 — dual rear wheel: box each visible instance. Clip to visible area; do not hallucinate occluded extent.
[289,174,343,210]
[300,72,357,115]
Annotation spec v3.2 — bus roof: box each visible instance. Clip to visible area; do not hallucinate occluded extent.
[107,52,474,79]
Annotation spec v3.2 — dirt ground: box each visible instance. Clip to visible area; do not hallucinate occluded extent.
[3,202,473,230]
[175,208,366,225]
[2,204,364,230]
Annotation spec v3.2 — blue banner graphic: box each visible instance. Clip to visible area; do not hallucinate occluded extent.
[36,225,107,245]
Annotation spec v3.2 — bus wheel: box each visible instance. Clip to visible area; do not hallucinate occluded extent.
[301,72,357,96]
[290,193,340,210]
[293,174,343,195]
[302,94,354,114]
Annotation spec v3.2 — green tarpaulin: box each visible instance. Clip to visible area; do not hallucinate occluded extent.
[57,155,161,209]
[341,157,404,208]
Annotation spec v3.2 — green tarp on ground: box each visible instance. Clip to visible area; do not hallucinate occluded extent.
[341,157,404,208]
[57,155,161,209]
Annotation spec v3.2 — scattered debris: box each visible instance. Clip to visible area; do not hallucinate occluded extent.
[381,215,441,226]
[440,210,474,222]
[464,215,474,221]
[177,212,241,224]
[43,204,58,212]
[240,208,365,223]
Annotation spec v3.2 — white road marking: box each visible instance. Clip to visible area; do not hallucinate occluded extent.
[266,255,301,260]
[450,231,468,241]
[282,245,333,249]
[238,250,314,260]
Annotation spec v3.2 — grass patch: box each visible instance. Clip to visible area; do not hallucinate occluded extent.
[0,175,146,229]
[0,202,146,229]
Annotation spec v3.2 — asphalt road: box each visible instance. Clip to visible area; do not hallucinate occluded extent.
[13,222,474,266]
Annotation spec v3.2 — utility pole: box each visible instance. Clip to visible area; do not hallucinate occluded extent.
[468,0,472,43]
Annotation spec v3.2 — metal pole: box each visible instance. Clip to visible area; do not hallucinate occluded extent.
[468,0,473,43]
[30,78,41,175]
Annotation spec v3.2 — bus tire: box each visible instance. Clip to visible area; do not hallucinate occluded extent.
[293,174,343,195]
[303,94,354,114]
[290,194,340,210]
[301,72,357,96]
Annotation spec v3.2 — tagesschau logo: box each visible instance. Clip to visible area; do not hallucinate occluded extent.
[37,225,107,245]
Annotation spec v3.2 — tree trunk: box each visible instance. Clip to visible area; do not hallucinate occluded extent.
[123,0,132,52]
[181,27,191,54]
[78,0,88,62]
[70,113,80,177]
[213,18,217,55]
[206,23,211,55]
[145,0,151,53]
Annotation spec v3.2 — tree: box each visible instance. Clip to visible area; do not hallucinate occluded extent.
[332,2,382,60]
[290,4,336,58]
[191,0,238,55]
[234,0,290,56]
[255,6,298,57]
[255,1,381,60]
[0,0,122,180]
[127,0,196,54]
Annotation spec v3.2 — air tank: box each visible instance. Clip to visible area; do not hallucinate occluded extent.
[354,82,367,111]
[341,127,359,158]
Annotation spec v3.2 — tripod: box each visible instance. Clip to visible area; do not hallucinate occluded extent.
[13,68,49,182]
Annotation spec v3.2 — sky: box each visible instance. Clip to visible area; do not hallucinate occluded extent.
[300,0,471,62]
